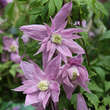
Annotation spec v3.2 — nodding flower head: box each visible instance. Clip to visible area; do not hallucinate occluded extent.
[52,33,62,44]
[10,45,17,52]
[37,80,49,91]
[67,66,80,81]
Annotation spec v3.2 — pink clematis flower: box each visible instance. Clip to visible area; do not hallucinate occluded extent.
[3,36,21,63]
[59,55,89,99]
[77,93,88,110]
[20,2,85,62]
[14,55,61,109]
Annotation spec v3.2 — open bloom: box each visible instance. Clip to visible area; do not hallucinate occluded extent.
[3,36,21,63]
[77,93,88,110]
[59,55,89,99]
[20,2,85,62]
[14,55,60,109]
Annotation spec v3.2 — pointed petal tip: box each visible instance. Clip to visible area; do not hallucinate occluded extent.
[19,26,25,31]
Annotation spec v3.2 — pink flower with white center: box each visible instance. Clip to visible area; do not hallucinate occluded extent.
[59,55,89,99]
[14,55,61,109]
[20,2,85,62]
[3,36,21,63]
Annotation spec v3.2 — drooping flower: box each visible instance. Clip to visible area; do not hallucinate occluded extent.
[59,55,89,99]
[77,93,88,110]
[14,55,61,109]
[20,2,85,62]
[3,36,21,63]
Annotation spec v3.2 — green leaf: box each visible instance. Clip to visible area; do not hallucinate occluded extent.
[99,106,106,110]
[41,0,48,5]
[92,67,105,80]
[71,94,77,109]
[80,32,89,46]
[95,1,108,16]
[48,0,55,16]
[100,31,110,40]
[103,96,110,106]
[54,0,63,11]
[58,93,71,110]
[105,81,110,92]
[84,93,99,110]
[9,64,22,77]
[29,7,43,15]
[88,82,103,92]
[5,3,15,21]
[15,15,26,27]
[19,37,25,56]
[0,61,12,73]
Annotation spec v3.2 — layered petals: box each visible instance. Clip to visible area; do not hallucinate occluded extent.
[14,56,60,109]
[63,39,85,54]
[61,55,89,99]
[57,45,72,57]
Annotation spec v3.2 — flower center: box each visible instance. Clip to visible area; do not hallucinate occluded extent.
[37,80,49,91]
[72,71,78,81]
[68,66,79,81]
[10,45,17,52]
[52,34,62,44]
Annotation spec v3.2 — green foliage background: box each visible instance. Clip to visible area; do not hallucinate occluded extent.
[0,0,110,110]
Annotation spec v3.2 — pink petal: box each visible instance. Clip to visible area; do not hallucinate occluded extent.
[77,94,88,110]
[10,53,21,63]
[24,85,38,94]
[51,90,60,103]
[42,49,49,70]
[38,91,50,108]
[43,92,50,108]
[48,43,56,61]
[50,81,60,91]
[77,66,90,92]
[22,80,37,85]
[63,39,85,54]
[50,82,60,102]
[44,55,61,80]
[20,25,48,41]
[13,85,27,92]
[56,21,67,32]
[61,28,83,34]
[57,45,72,57]
[3,36,16,52]
[68,55,83,65]
[34,43,46,55]
[63,76,73,88]
[53,2,72,30]
[47,40,52,52]
[20,61,43,80]
[63,84,77,100]
[21,34,29,43]
[61,54,67,64]
[25,93,40,106]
